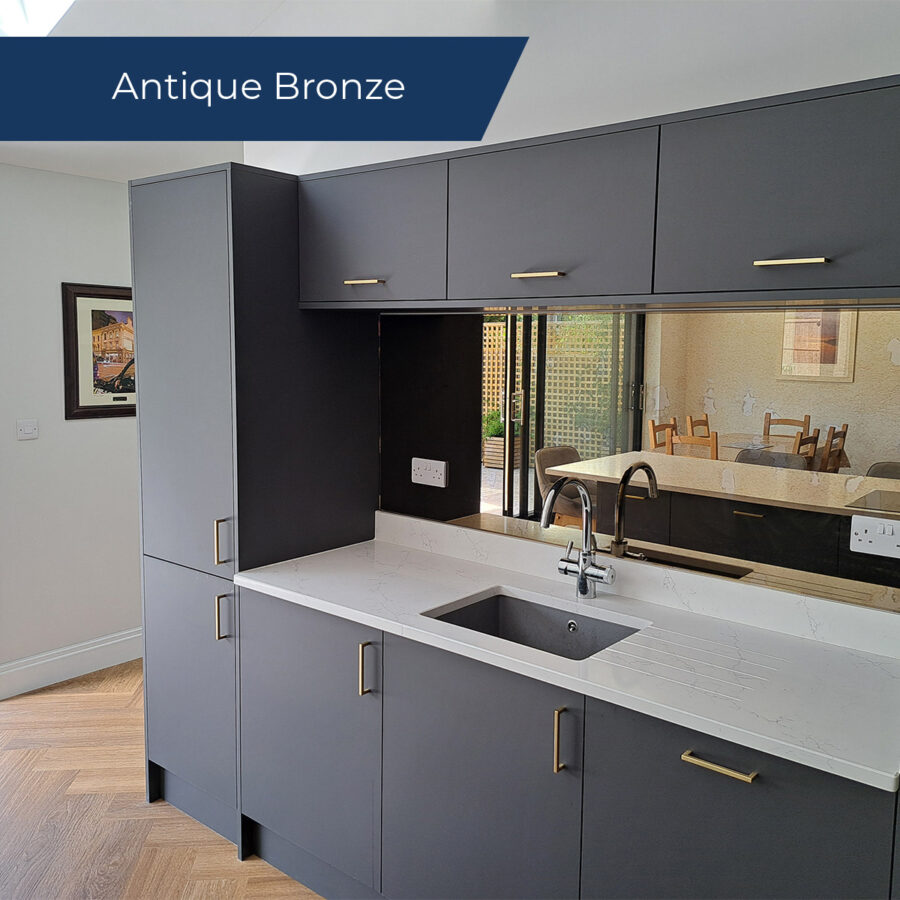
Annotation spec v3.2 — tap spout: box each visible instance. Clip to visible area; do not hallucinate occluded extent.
[610,462,659,558]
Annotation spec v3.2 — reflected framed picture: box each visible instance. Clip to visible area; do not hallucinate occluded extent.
[777,309,858,382]
[62,282,135,419]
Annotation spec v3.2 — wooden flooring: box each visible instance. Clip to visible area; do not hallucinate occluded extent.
[0,659,320,899]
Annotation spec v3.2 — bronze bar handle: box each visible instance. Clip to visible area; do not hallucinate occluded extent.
[553,706,567,773]
[625,494,644,500]
[344,278,386,285]
[682,749,758,783]
[213,518,229,566]
[753,257,829,267]
[733,510,765,519]
[214,594,228,641]
[358,642,372,696]
[510,271,565,279]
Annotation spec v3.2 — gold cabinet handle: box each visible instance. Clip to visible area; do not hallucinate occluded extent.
[753,257,829,267]
[733,510,764,519]
[553,706,567,773]
[681,749,757,783]
[213,518,229,566]
[510,271,565,279]
[625,494,645,500]
[343,278,386,285]
[358,641,372,696]
[214,593,228,641]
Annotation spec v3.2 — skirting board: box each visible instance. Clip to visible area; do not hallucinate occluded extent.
[0,627,143,700]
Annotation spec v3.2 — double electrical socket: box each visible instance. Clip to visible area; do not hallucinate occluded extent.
[411,457,448,488]
[850,514,900,560]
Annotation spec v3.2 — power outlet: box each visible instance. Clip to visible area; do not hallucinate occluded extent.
[411,457,448,488]
[850,514,900,560]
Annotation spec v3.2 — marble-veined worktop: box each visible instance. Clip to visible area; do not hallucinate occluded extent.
[548,451,900,518]
[236,512,900,792]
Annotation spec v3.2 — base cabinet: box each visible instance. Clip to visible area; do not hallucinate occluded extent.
[381,634,583,899]
[581,699,896,899]
[239,591,382,892]
[143,556,237,810]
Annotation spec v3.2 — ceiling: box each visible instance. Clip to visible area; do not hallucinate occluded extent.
[1,0,899,181]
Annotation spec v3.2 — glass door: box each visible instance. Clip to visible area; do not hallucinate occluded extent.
[485,312,644,520]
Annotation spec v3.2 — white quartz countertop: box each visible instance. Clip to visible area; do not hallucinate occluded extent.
[548,451,900,518]
[236,523,900,792]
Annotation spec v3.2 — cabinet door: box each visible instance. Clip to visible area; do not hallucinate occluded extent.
[669,492,840,575]
[596,482,671,544]
[655,87,900,293]
[382,635,583,900]
[837,518,900,588]
[448,129,658,300]
[144,556,237,807]
[132,172,235,577]
[582,699,894,899]
[299,161,447,303]
[240,591,382,890]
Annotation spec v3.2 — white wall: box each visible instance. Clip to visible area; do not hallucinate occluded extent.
[0,163,141,697]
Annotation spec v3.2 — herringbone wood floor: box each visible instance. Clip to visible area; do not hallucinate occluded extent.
[0,659,321,899]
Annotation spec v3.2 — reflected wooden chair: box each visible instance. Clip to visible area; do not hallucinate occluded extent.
[763,412,811,437]
[791,428,820,466]
[668,430,719,460]
[686,414,710,437]
[735,448,808,470]
[647,417,678,449]
[819,425,849,474]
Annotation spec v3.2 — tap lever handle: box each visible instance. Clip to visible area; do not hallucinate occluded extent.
[564,540,575,561]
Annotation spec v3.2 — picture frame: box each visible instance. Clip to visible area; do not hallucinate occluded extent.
[777,308,858,383]
[62,282,135,419]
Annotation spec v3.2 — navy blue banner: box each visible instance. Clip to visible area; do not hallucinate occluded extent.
[0,37,527,140]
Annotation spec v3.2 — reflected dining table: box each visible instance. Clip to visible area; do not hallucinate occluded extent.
[650,431,851,472]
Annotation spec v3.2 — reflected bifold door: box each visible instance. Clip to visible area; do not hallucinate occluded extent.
[480,313,644,520]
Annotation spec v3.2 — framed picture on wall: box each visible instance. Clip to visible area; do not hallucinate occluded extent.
[777,309,858,382]
[62,282,135,419]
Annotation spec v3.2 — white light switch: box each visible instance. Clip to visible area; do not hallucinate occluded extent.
[411,457,448,488]
[16,418,39,441]
[850,514,900,560]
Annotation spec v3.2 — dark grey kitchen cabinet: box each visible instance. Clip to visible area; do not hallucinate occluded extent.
[669,492,840,576]
[143,556,237,810]
[837,517,900,588]
[381,634,583,900]
[655,86,900,294]
[239,590,383,892]
[131,169,236,578]
[447,128,658,300]
[582,699,896,899]
[299,161,448,303]
[595,482,671,545]
[131,162,381,845]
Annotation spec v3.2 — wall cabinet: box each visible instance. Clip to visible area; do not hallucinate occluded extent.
[655,86,900,294]
[381,634,584,899]
[240,591,383,891]
[143,556,237,810]
[299,161,448,303]
[582,699,896,899]
[447,129,658,300]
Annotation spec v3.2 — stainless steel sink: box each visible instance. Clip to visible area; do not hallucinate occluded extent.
[425,590,645,660]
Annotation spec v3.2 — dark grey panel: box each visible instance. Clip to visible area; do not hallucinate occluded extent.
[380,315,482,521]
[596,482,671,545]
[448,129,658,299]
[230,168,379,568]
[582,699,895,899]
[837,518,900,588]
[381,634,583,900]
[156,765,238,844]
[240,591,382,890]
[656,86,900,293]
[247,820,382,900]
[300,161,447,303]
[143,556,237,807]
[131,172,235,577]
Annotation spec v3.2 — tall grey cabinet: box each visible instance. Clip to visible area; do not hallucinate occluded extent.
[130,162,380,846]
